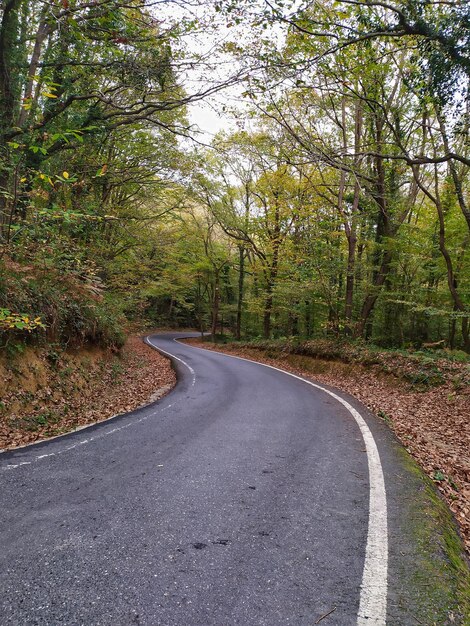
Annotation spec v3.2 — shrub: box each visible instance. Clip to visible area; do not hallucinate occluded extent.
[0,257,125,350]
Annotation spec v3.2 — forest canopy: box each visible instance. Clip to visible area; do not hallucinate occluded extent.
[0,0,469,351]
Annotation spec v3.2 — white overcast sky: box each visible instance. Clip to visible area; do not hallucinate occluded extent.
[189,99,234,137]
[159,0,279,141]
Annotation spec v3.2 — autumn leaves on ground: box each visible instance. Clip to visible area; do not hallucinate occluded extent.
[2,331,469,557]
[0,336,175,450]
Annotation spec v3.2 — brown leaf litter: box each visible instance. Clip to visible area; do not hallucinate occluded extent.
[0,336,175,451]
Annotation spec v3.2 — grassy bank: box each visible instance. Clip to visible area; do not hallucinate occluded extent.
[229,337,469,389]
[0,256,125,352]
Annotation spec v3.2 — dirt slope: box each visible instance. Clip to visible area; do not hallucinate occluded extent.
[0,336,175,450]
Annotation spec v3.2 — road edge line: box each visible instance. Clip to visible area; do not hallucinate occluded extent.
[144,337,196,387]
[179,340,388,626]
[0,337,180,462]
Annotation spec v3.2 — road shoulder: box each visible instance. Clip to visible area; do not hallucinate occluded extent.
[183,339,470,625]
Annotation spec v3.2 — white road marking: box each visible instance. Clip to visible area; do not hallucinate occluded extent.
[181,341,388,626]
[145,337,196,387]
[1,401,175,470]
[1,334,388,625]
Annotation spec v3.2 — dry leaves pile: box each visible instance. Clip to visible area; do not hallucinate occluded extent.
[0,337,175,450]
[187,339,470,555]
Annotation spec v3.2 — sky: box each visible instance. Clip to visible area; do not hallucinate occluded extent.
[188,98,234,138]
[159,1,262,141]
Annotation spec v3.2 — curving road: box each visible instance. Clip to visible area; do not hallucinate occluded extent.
[0,333,458,625]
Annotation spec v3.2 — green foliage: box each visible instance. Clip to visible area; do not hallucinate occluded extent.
[0,0,468,354]
[0,257,125,349]
[0,308,45,333]
[0,0,194,350]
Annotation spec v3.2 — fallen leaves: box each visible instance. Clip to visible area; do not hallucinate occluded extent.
[0,336,175,452]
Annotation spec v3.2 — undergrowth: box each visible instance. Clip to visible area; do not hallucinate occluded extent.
[209,337,469,389]
[0,255,125,350]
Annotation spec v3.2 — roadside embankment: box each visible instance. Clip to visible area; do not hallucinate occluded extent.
[0,336,175,451]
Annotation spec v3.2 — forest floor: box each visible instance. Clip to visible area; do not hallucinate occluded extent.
[0,336,175,451]
[185,338,470,556]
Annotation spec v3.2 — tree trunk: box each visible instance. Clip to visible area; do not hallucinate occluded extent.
[436,107,470,233]
[236,245,245,340]
[263,286,273,339]
[355,248,394,337]
[433,169,470,352]
[211,274,220,341]
[16,16,51,128]
[263,193,281,339]
[289,302,299,336]
[304,301,311,338]
[344,226,357,332]
[355,112,392,337]
[0,0,21,237]
[345,102,362,332]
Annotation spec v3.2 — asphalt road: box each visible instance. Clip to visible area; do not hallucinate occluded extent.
[0,333,460,625]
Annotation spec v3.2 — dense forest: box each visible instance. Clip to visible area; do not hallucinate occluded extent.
[1,0,469,352]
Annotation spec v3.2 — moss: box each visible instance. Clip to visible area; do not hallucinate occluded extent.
[396,447,470,625]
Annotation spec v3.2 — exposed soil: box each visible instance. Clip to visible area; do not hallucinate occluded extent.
[185,339,470,556]
[0,336,175,450]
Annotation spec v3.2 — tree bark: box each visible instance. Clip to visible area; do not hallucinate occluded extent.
[16,14,51,128]
[262,188,281,339]
[355,114,390,337]
[211,273,220,341]
[236,245,245,340]
[0,0,21,236]
[263,285,273,339]
[436,106,470,233]
[345,102,362,331]
[434,181,470,351]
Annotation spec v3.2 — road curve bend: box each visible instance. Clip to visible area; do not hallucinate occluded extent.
[0,333,460,625]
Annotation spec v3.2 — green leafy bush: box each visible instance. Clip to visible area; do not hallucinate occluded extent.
[0,308,45,333]
[0,258,125,350]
